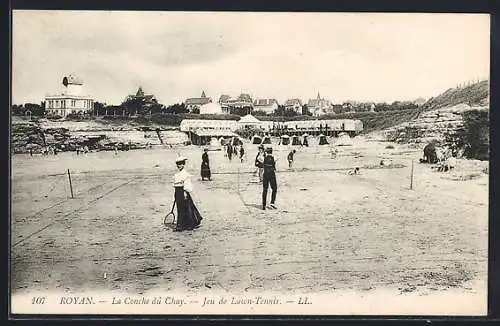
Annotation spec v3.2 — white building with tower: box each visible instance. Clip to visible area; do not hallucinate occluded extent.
[45,74,95,117]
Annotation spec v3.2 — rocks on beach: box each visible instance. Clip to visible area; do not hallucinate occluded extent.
[11,117,189,154]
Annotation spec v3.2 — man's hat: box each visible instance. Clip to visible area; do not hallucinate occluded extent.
[265,147,273,153]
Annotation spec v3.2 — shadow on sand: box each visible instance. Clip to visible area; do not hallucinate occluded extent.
[244,203,264,210]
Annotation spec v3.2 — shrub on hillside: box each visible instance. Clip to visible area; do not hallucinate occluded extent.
[461,109,489,160]
[443,109,489,160]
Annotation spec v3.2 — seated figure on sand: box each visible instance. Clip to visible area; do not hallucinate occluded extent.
[421,141,439,164]
[348,167,360,175]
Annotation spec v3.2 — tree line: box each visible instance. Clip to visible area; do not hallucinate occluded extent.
[252,101,421,117]
[11,98,423,118]
[10,100,192,118]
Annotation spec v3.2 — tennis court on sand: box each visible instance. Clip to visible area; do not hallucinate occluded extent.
[11,136,487,302]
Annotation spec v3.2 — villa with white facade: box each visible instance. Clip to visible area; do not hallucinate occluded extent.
[253,98,278,115]
[45,75,95,117]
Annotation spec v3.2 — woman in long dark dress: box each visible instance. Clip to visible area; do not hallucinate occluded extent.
[201,148,211,181]
[173,157,202,231]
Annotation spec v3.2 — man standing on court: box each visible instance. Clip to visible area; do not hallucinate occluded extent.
[262,147,277,210]
[254,145,265,183]
[287,149,296,169]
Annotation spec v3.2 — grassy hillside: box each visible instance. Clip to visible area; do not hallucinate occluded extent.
[423,80,489,110]
[359,80,489,133]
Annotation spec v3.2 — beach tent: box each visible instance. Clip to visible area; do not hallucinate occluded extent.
[209,137,219,147]
[302,133,309,147]
[251,135,263,145]
[318,134,329,145]
[280,135,291,145]
[291,135,302,146]
[238,114,262,129]
[262,135,272,145]
[337,132,352,146]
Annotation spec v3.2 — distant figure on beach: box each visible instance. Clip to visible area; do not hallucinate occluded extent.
[239,146,245,163]
[173,156,202,232]
[254,145,265,183]
[380,159,392,166]
[330,147,338,159]
[287,150,296,168]
[227,143,233,161]
[201,148,212,181]
[348,167,360,175]
[262,147,277,210]
[114,144,118,155]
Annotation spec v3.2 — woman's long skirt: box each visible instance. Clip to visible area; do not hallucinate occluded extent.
[174,187,203,231]
[201,162,211,180]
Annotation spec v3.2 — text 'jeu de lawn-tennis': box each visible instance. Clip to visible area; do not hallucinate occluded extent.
[32,295,313,306]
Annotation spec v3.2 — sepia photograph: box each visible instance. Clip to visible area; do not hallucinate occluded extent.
[10,11,490,315]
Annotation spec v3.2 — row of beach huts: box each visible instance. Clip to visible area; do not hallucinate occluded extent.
[180,115,363,146]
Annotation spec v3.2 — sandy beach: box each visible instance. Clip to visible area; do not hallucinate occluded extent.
[11,136,488,304]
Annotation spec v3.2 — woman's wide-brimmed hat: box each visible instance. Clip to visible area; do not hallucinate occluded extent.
[175,156,188,164]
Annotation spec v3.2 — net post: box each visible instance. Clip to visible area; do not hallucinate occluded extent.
[67,169,74,199]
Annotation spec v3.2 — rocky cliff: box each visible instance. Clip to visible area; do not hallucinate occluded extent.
[382,79,489,154]
[383,103,486,145]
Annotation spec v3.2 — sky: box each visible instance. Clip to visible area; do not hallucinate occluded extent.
[12,11,490,106]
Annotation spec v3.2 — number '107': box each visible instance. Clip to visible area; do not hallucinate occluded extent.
[31,297,46,304]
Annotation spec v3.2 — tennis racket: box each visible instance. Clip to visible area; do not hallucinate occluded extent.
[164,200,176,228]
